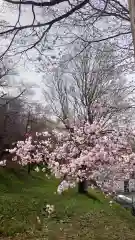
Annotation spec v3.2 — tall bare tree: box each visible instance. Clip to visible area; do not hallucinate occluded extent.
[43,42,135,128]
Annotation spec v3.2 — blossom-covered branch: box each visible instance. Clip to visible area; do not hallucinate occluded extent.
[8,119,135,194]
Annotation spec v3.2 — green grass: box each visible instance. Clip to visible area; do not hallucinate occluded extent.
[0,168,135,239]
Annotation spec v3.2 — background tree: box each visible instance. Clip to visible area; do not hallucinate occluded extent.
[43,42,135,129]
[0,57,27,152]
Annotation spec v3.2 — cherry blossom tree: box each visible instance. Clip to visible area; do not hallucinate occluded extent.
[7,117,135,195]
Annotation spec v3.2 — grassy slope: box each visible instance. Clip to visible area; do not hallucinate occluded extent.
[0,168,135,239]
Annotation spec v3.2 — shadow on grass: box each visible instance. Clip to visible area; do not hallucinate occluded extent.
[85,192,101,202]
[79,191,102,203]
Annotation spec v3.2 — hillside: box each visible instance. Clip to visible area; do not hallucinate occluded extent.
[0,168,135,240]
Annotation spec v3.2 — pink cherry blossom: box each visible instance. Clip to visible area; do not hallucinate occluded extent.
[7,120,135,194]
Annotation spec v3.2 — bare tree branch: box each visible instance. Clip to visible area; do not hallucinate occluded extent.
[5,0,69,7]
[1,0,89,35]
[0,0,131,62]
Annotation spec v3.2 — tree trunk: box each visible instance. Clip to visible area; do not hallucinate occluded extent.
[78,179,88,194]
[28,163,31,174]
